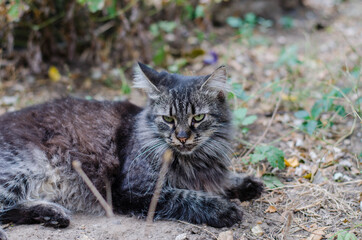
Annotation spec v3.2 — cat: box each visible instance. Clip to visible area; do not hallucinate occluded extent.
[0,63,263,239]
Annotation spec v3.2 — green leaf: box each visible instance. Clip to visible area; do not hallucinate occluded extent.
[280,16,294,29]
[337,231,348,240]
[226,16,243,28]
[334,105,346,117]
[250,153,265,164]
[150,24,159,37]
[242,115,257,125]
[345,232,358,240]
[294,110,309,119]
[121,81,131,95]
[306,120,318,135]
[7,0,28,22]
[250,145,285,169]
[262,175,284,189]
[274,45,301,68]
[233,108,247,121]
[87,0,105,13]
[158,21,177,33]
[195,5,204,18]
[245,13,257,25]
[231,83,249,101]
[311,100,325,119]
[153,47,166,65]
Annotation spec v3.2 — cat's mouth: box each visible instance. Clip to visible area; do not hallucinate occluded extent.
[174,144,196,153]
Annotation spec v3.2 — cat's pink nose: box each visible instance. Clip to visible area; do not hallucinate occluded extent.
[178,137,187,144]
[176,129,189,144]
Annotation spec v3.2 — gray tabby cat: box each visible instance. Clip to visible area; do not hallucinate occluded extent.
[0,63,263,239]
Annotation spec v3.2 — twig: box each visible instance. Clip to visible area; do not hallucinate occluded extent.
[72,160,114,218]
[104,178,113,211]
[177,220,218,239]
[146,149,173,224]
[241,84,285,158]
[334,116,357,146]
[282,211,293,240]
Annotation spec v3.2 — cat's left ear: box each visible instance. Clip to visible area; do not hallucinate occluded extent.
[200,65,230,93]
[133,62,161,97]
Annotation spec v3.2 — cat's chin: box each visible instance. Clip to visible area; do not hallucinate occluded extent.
[173,144,196,155]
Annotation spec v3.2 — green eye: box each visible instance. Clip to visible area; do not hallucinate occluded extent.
[162,116,174,123]
[193,114,205,122]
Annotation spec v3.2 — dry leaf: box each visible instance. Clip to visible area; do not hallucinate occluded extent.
[281,93,297,102]
[265,205,277,213]
[303,173,312,179]
[307,229,325,240]
[48,66,61,82]
[285,157,300,168]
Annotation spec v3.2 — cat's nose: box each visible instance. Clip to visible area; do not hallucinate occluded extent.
[176,130,189,144]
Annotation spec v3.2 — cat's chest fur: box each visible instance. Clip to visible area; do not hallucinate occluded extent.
[166,155,229,194]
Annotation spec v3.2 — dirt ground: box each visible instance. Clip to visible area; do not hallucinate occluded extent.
[1,0,361,239]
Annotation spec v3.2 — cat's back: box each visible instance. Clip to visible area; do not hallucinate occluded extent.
[0,97,142,213]
[0,97,142,146]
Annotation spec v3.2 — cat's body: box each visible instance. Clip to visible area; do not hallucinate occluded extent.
[0,63,263,239]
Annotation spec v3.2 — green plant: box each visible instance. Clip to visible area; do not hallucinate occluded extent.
[228,82,250,101]
[249,145,285,169]
[226,13,271,46]
[233,108,257,134]
[149,21,178,66]
[262,174,284,189]
[279,16,294,29]
[328,224,361,240]
[274,45,302,71]
[294,88,351,135]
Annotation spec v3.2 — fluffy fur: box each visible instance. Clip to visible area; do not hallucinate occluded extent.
[0,63,263,239]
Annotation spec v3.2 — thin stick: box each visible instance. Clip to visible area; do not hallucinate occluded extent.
[72,160,114,218]
[146,149,173,223]
[104,178,113,211]
[177,220,218,239]
[282,211,293,240]
[241,84,285,158]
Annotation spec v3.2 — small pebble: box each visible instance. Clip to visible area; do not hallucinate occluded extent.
[175,233,188,240]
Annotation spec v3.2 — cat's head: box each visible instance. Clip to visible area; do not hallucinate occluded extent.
[134,63,231,156]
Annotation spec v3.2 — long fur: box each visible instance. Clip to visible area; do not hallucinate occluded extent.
[0,65,263,238]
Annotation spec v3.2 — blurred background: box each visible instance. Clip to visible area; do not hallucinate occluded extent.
[1,1,361,238]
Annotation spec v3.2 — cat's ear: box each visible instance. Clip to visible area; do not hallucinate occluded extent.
[200,65,230,92]
[133,62,161,95]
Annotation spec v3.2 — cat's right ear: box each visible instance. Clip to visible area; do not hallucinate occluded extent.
[133,62,161,97]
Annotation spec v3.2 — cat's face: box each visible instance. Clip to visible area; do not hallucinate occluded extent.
[134,63,231,155]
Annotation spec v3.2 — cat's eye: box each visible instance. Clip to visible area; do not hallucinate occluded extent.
[193,114,205,123]
[162,115,174,123]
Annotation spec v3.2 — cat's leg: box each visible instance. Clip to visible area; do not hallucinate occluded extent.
[154,188,243,228]
[0,200,70,228]
[225,173,264,202]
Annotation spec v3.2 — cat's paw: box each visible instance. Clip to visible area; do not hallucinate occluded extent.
[30,203,70,228]
[229,176,264,202]
[206,198,243,228]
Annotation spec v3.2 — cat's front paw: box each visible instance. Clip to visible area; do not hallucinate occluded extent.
[206,198,243,228]
[230,176,264,202]
[30,203,70,228]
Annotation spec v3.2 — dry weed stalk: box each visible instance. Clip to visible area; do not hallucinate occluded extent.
[72,160,114,218]
[146,149,173,223]
[241,84,285,158]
